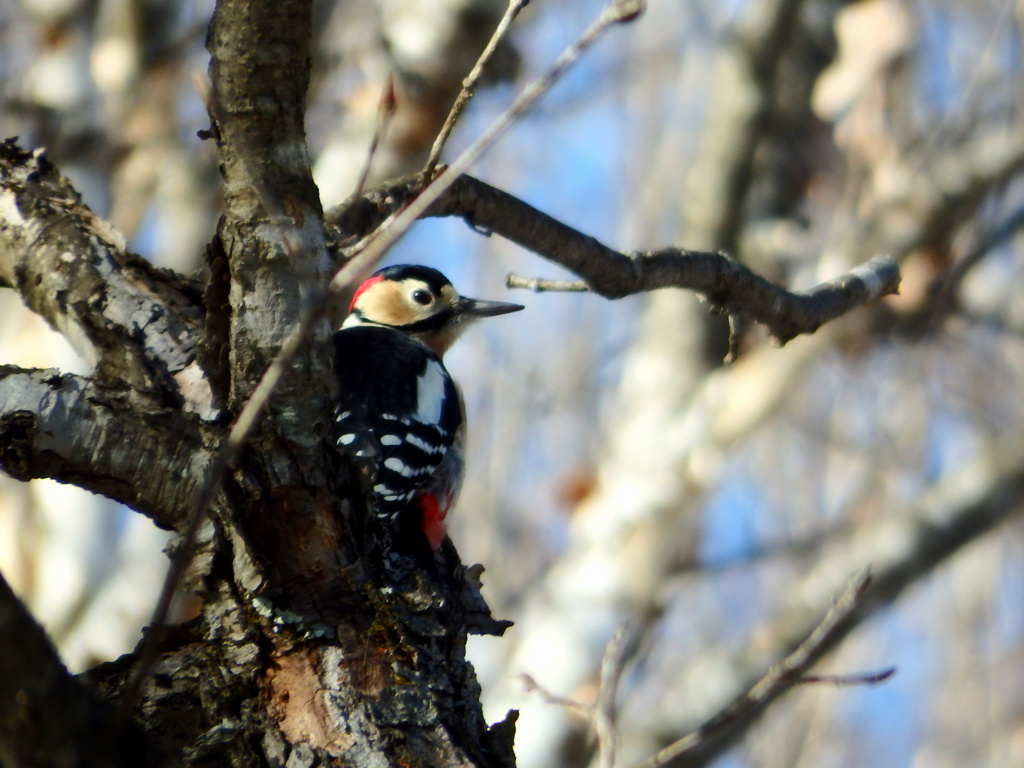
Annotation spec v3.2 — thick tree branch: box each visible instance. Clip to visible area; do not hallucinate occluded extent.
[206,0,334,416]
[327,174,901,344]
[0,139,205,400]
[0,571,167,768]
[682,0,807,253]
[0,366,212,530]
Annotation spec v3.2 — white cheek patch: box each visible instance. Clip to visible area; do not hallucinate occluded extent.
[416,359,447,425]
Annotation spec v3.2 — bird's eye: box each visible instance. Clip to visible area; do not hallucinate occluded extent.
[411,289,432,306]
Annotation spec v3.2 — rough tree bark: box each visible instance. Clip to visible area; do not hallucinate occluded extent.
[0,2,899,766]
[1,1,516,765]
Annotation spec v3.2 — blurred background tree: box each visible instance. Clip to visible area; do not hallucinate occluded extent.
[1,0,1021,767]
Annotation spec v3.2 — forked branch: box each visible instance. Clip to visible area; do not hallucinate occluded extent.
[629,570,886,768]
[329,173,901,345]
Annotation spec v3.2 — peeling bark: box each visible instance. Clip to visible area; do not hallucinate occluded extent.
[0,366,210,530]
[0,140,204,399]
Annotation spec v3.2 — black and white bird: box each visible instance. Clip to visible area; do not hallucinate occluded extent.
[332,264,523,551]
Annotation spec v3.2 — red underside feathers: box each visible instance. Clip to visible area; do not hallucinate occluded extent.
[417,492,449,552]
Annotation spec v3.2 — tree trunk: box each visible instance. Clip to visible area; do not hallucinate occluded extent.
[0,1,516,765]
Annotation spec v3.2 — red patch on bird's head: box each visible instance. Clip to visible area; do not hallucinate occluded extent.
[349,274,384,312]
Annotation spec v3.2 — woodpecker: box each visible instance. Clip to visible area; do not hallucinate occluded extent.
[332,264,523,552]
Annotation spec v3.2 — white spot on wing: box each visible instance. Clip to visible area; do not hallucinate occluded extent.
[337,433,357,445]
[380,434,402,446]
[416,359,447,424]
[384,457,414,477]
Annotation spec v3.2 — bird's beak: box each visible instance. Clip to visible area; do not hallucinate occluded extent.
[454,296,525,318]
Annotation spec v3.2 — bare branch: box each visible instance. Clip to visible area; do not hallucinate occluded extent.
[330,174,901,344]
[424,0,531,175]
[799,668,896,686]
[337,0,645,269]
[505,274,591,292]
[724,313,743,364]
[519,625,633,768]
[0,366,211,530]
[354,73,398,199]
[439,180,900,343]
[0,140,204,397]
[641,425,1024,766]
[628,570,877,768]
[596,624,632,768]
[519,673,592,717]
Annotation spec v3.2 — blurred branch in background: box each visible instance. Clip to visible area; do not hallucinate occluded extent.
[629,570,884,768]
[474,2,1024,768]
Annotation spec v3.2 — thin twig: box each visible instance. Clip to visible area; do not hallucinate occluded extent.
[353,73,398,199]
[628,569,881,768]
[724,312,742,364]
[505,273,591,292]
[800,668,896,686]
[596,624,632,768]
[519,625,632,768]
[929,204,1024,328]
[123,0,644,720]
[423,0,531,175]
[519,673,592,717]
[342,0,644,265]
